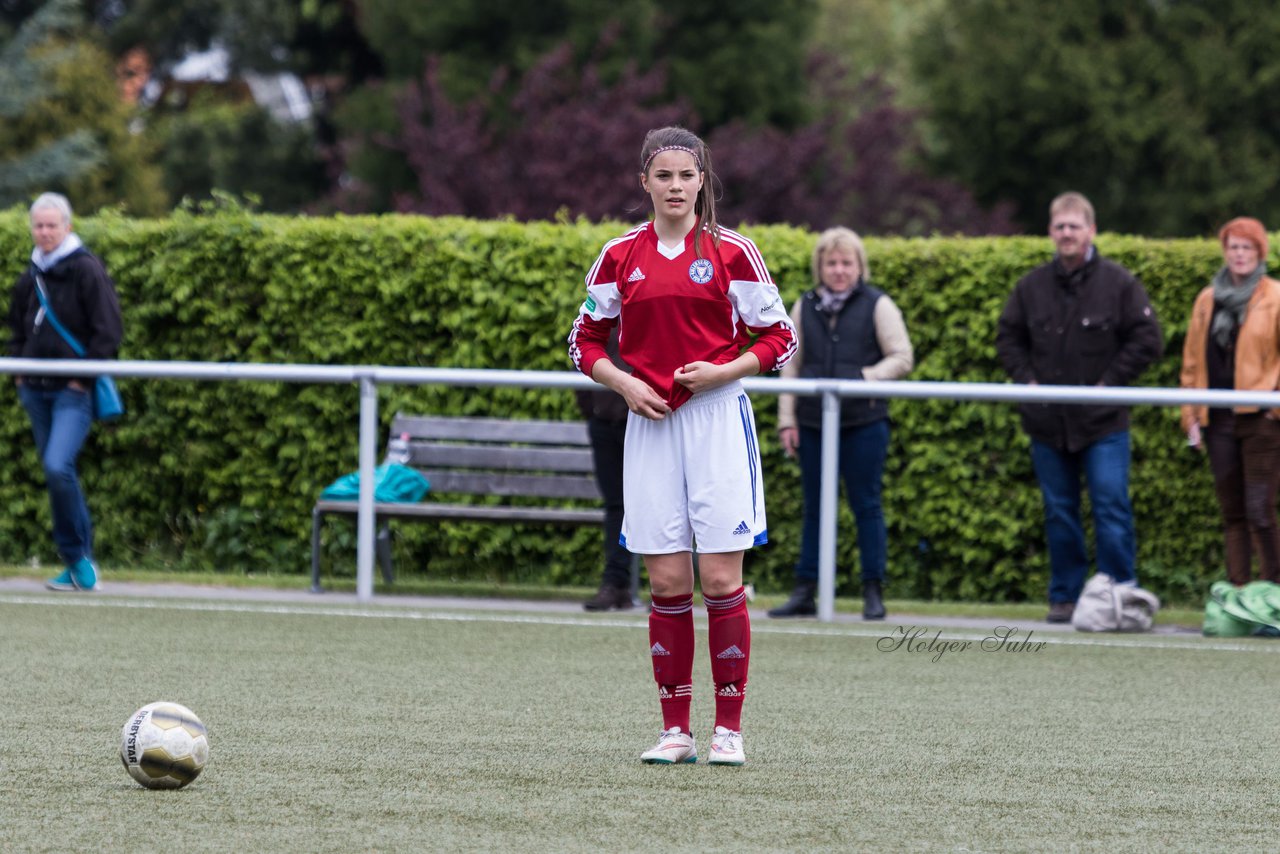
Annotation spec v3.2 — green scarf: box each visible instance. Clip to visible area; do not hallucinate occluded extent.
[1211,262,1266,349]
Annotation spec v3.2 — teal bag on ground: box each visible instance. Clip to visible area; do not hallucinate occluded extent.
[319,464,430,503]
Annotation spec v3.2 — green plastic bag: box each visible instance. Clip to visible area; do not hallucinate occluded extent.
[319,464,430,503]
[1236,580,1280,637]
[1203,582,1254,637]
[1203,580,1280,637]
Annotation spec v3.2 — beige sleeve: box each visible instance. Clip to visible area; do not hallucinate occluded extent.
[862,296,914,381]
[777,298,805,431]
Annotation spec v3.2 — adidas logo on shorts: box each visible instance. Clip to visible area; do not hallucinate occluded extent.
[731,520,750,536]
[716,645,746,660]
[627,267,646,282]
[650,642,671,657]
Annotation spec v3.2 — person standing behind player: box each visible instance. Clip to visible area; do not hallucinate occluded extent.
[568,126,796,766]
[996,191,1162,623]
[771,227,914,620]
[577,327,635,611]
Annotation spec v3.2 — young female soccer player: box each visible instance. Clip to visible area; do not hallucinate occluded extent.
[568,126,796,765]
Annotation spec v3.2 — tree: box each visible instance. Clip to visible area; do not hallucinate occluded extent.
[150,93,328,212]
[909,0,1280,235]
[368,43,1012,235]
[354,0,817,129]
[102,0,382,81]
[710,61,1016,234]
[0,0,164,213]
[372,44,685,220]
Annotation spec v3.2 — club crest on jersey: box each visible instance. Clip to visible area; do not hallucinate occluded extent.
[688,258,714,284]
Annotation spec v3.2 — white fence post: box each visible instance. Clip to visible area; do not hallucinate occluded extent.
[356,375,378,603]
[817,388,841,621]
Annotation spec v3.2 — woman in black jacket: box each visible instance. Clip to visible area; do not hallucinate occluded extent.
[771,227,914,620]
[8,193,123,591]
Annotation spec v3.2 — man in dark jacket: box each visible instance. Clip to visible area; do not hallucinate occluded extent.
[996,192,1163,623]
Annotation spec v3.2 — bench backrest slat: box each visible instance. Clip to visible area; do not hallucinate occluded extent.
[410,443,594,473]
[423,471,601,500]
[392,414,589,446]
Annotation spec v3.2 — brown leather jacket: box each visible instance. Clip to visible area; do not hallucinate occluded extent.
[1180,275,1280,430]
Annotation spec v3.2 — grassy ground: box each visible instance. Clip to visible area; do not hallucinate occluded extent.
[1,587,1274,852]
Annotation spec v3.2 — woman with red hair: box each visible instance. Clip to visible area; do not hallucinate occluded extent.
[1181,217,1280,584]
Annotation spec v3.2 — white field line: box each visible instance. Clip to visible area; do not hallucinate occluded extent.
[0,592,1274,654]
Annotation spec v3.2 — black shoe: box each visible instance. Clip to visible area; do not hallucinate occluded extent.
[768,581,817,618]
[862,579,886,620]
[1046,602,1075,623]
[583,585,634,612]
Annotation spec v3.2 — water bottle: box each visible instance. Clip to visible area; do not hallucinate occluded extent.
[385,432,412,465]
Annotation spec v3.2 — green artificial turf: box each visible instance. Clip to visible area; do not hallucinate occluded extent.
[1,591,1275,852]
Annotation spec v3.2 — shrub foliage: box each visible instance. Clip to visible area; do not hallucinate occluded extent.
[0,210,1229,603]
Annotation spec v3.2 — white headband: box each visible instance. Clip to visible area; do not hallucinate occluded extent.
[642,145,702,174]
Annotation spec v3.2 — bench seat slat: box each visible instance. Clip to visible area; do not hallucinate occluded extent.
[314,500,604,525]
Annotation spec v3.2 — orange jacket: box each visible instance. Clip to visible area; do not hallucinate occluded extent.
[1180,275,1280,430]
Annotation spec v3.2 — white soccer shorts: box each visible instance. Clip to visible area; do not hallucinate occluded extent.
[620,381,768,554]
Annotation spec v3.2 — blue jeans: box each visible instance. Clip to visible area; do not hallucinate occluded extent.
[1030,430,1136,604]
[18,384,95,564]
[795,420,890,583]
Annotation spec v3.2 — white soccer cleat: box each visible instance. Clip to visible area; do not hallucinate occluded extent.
[708,726,745,766]
[640,727,697,764]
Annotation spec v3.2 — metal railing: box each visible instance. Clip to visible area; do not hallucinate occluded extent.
[5,356,1280,618]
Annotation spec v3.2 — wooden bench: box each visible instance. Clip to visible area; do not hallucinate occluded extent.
[311,413,632,594]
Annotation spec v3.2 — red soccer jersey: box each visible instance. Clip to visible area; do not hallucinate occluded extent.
[569,222,796,411]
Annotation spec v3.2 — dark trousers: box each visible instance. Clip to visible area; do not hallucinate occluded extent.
[794,419,890,583]
[588,417,631,588]
[1205,412,1280,585]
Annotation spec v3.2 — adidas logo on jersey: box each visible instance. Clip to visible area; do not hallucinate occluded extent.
[650,642,671,657]
[731,521,751,536]
[716,645,746,660]
[627,266,646,282]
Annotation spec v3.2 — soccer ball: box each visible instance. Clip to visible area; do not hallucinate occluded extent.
[119,702,210,789]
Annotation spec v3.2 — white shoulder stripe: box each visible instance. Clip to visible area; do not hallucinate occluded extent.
[719,227,773,284]
[584,224,647,286]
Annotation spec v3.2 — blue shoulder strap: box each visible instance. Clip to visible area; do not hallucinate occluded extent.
[31,269,87,358]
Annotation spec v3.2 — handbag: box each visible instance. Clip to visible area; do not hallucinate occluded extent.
[1204,580,1280,638]
[1070,572,1161,632]
[31,270,124,421]
[319,464,431,503]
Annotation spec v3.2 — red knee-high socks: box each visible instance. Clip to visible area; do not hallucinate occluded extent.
[649,593,694,734]
[705,586,750,732]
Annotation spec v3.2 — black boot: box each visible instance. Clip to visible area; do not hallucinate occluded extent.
[583,584,634,612]
[768,581,817,618]
[862,579,886,620]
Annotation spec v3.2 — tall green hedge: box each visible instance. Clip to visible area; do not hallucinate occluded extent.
[0,209,1233,603]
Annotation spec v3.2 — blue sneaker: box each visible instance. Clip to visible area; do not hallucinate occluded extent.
[69,557,99,591]
[45,568,76,591]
